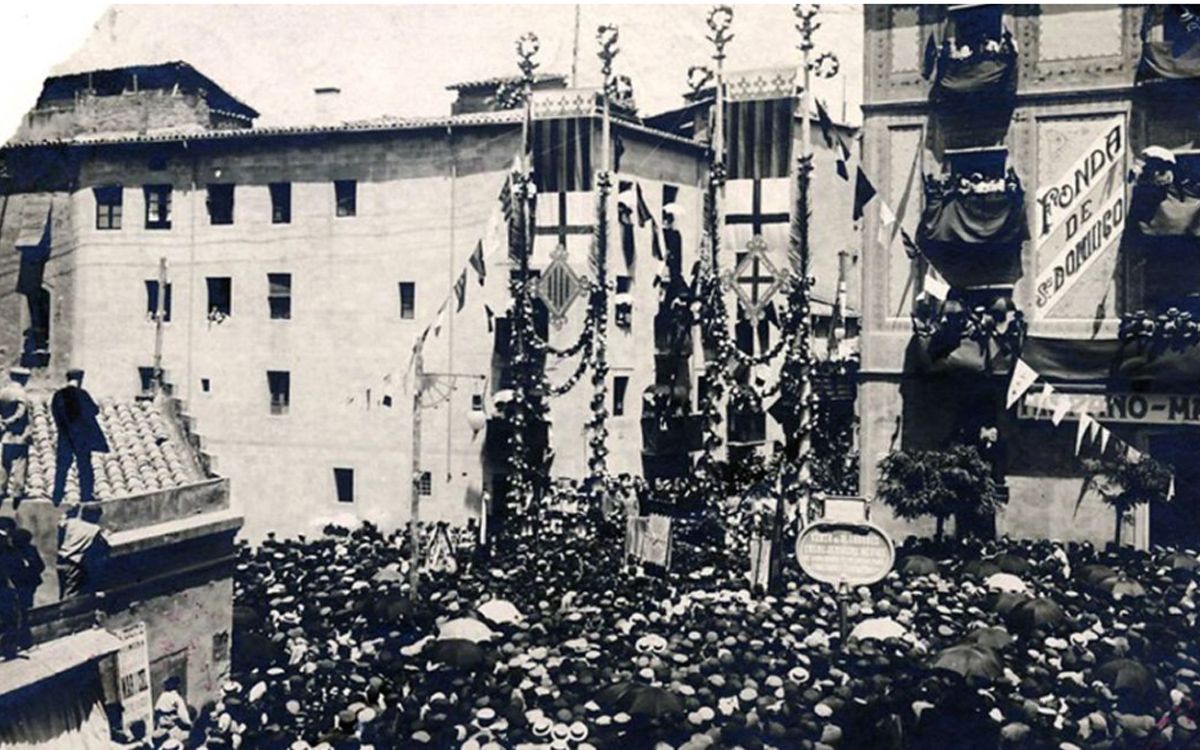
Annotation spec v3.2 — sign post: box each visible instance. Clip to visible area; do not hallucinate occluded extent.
[795,520,895,646]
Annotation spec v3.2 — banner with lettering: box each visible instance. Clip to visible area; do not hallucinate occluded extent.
[1020,390,1200,426]
[114,622,154,735]
[1033,116,1127,318]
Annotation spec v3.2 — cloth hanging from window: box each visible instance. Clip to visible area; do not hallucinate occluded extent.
[1132,183,1200,236]
[1138,40,1200,82]
[932,53,1017,110]
[918,190,1028,287]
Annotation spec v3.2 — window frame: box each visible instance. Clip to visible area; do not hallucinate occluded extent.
[206,183,235,226]
[399,281,416,320]
[144,279,173,322]
[612,374,630,417]
[269,182,292,224]
[267,272,292,320]
[143,184,173,230]
[334,179,357,217]
[333,467,355,504]
[94,185,123,230]
[267,370,291,415]
[206,276,233,318]
[418,471,433,497]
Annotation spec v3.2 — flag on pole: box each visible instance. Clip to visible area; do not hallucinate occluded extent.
[468,240,486,285]
[635,183,664,261]
[853,167,877,221]
[815,98,836,149]
[1006,358,1038,410]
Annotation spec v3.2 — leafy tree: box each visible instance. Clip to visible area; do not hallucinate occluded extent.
[1082,453,1173,547]
[876,445,1004,540]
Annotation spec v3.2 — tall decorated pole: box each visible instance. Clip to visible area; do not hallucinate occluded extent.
[694,5,734,507]
[769,4,839,591]
[587,24,620,496]
[505,32,542,534]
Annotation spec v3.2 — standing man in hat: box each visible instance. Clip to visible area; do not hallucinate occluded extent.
[50,368,109,505]
[56,502,109,598]
[0,366,31,506]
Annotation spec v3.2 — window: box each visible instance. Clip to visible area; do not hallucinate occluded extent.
[267,370,290,415]
[144,280,172,322]
[417,471,432,496]
[471,394,485,411]
[201,378,211,393]
[399,282,416,319]
[613,375,630,417]
[94,185,122,230]
[138,367,155,396]
[269,182,292,224]
[268,273,292,320]
[206,183,234,225]
[616,276,633,294]
[946,5,1003,47]
[144,184,172,229]
[334,468,354,503]
[206,277,232,318]
[335,180,357,217]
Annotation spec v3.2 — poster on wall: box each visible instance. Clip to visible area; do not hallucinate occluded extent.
[114,621,154,734]
[1033,115,1127,319]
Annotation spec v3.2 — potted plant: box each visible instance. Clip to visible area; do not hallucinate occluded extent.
[1082,453,1173,547]
[876,444,1004,540]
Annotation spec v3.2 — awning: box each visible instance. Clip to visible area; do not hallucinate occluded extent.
[13,194,52,250]
[919,190,1028,287]
[1021,335,1200,386]
[0,628,122,698]
[1138,40,1200,83]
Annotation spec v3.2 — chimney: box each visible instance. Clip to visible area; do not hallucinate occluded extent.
[313,87,341,125]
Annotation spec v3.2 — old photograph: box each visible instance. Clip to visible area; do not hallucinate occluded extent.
[0,3,1198,749]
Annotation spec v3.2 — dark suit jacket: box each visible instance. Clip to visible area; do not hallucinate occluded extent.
[50,385,110,454]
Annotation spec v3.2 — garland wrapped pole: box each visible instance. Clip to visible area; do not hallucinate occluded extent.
[767,4,839,593]
[586,25,620,498]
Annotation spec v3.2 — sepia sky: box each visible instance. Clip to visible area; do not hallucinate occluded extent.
[1,3,863,140]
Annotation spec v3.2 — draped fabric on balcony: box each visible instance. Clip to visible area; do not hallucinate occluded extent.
[1021,336,1200,386]
[1137,41,1200,83]
[910,334,1019,377]
[1131,183,1200,237]
[918,190,1028,288]
[931,51,1017,111]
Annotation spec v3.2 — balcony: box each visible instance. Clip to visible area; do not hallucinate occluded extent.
[1129,149,1200,311]
[910,290,1026,377]
[918,157,1028,289]
[930,31,1018,113]
[1137,41,1200,89]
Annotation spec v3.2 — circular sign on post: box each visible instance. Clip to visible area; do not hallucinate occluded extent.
[795,521,895,587]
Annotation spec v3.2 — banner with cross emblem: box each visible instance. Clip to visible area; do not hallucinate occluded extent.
[534,190,596,327]
[722,178,792,323]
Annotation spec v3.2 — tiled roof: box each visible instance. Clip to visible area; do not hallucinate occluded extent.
[446,73,566,91]
[25,398,203,502]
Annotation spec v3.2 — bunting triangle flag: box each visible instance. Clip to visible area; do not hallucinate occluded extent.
[1127,445,1143,463]
[468,240,487,285]
[1051,394,1071,426]
[454,270,468,312]
[432,300,448,338]
[853,167,877,222]
[1168,474,1176,502]
[484,304,495,334]
[1098,425,1111,454]
[922,264,950,302]
[815,98,836,149]
[1005,358,1038,410]
[1034,382,1056,417]
[1075,414,1094,456]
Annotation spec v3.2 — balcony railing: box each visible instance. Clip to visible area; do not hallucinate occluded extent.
[918,168,1028,289]
[910,292,1026,376]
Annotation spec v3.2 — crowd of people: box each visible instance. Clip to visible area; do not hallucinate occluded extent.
[129,502,1200,750]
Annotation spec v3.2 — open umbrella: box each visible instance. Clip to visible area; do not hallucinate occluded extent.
[1005,597,1067,636]
[991,554,1032,575]
[987,591,1030,616]
[372,566,404,583]
[961,626,1015,651]
[427,638,487,671]
[437,617,496,643]
[931,644,1003,683]
[233,605,262,632]
[477,599,524,626]
[627,686,684,720]
[233,631,285,672]
[1100,575,1146,600]
[1076,563,1118,587]
[850,617,908,642]
[960,559,1002,579]
[1095,658,1157,698]
[984,572,1028,594]
[898,555,938,577]
[1163,552,1199,572]
[595,681,646,711]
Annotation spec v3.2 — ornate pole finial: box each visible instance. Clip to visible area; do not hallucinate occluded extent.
[516,32,541,86]
[793,4,820,52]
[597,24,620,83]
[707,5,735,63]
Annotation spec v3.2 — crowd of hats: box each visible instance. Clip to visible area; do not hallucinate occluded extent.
[171,513,1200,750]
[24,398,200,501]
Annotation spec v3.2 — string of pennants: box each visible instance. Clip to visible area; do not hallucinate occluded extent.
[1004,358,1167,481]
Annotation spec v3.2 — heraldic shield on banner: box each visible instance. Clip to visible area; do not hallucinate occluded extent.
[536,243,592,328]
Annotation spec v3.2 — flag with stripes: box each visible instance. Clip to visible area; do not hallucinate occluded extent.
[468,240,486,285]
[532,117,594,193]
[723,67,798,181]
[635,183,664,261]
[454,270,468,312]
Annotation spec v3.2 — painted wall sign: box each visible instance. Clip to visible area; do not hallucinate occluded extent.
[1034,116,1127,317]
[114,622,154,735]
[1020,390,1200,425]
[795,521,895,587]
